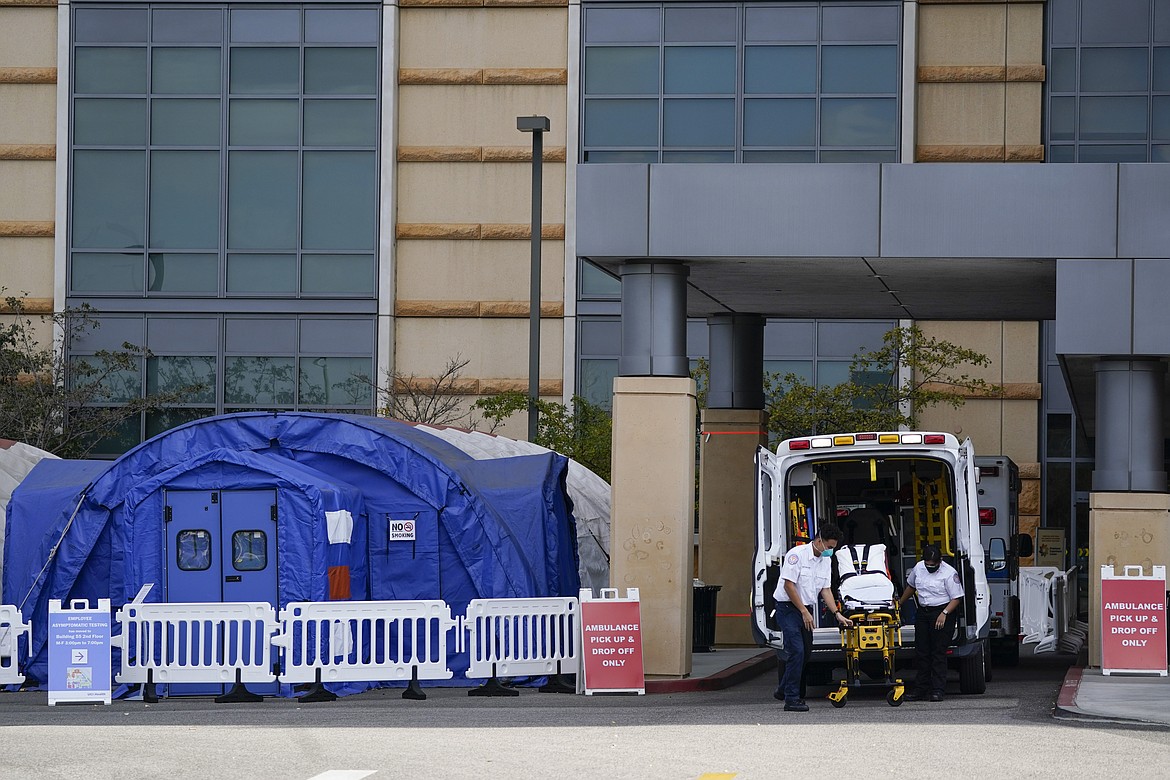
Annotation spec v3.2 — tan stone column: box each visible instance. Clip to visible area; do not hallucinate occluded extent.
[1088,492,1170,666]
[697,408,768,646]
[610,375,697,677]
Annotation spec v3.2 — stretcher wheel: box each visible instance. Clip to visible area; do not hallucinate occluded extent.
[830,694,847,708]
[887,689,904,707]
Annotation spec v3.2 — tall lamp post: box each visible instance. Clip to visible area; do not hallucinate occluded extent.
[517,115,549,443]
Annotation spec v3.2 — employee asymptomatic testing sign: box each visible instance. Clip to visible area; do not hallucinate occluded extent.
[580,588,645,694]
[1100,565,1167,676]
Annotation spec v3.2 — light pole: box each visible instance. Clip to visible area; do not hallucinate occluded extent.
[517,115,549,443]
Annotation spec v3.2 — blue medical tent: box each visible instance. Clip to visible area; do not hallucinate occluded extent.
[3,412,580,689]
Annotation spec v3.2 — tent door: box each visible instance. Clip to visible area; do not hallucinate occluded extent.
[164,488,278,696]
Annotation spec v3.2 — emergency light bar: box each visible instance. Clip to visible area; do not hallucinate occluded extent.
[784,432,951,451]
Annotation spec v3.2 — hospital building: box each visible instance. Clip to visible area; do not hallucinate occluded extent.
[2,0,1169,675]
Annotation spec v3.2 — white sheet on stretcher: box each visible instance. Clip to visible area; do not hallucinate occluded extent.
[838,572,896,607]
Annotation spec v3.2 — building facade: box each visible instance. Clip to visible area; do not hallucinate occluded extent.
[2,0,1168,673]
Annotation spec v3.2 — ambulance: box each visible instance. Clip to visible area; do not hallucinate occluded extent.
[753,432,993,694]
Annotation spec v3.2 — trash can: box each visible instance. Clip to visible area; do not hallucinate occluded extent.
[692,583,722,653]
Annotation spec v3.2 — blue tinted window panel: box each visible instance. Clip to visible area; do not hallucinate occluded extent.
[298,356,373,406]
[74,98,146,145]
[1078,144,1149,162]
[578,358,619,410]
[1154,96,1170,139]
[819,150,897,162]
[822,5,900,42]
[743,98,815,146]
[228,151,298,249]
[1159,0,1170,42]
[742,150,816,162]
[661,151,735,162]
[152,10,223,44]
[816,360,852,388]
[1048,144,1076,162]
[147,317,219,353]
[1155,48,1170,90]
[75,8,147,42]
[663,98,734,146]
[820,98,898,146]
[71,253,144,293]
[148,355,216,401]
[664,6,736,42]
[1050,49,1076,93]
[225,317,296,353]
[585,47,659,95]
[580,262,621,297]
[1050,96,1076,140]
[585,8,660,43]
[583,150,658,162]
[1081,0,1150,44]
[1049,0,1078,45]
[227,254,297,293]
[71,355,141,402]
[75,48,148,94]
[821,46,899,94]
[302,151,376,250]
[151,151,220,249]
[152,48,222,94]
[72,150,146,249]
[305,9,380,44]
[151,99,220,146]
[299,318,373,353]
[744,46,816,94]
[1079,96,1149,140]
[1081,48,1149,92]
[304,100,377,146]
[301,254,375,294]
[1153,144,1170,160]
[230,48,300,94]
[230,9,300,43]
[664,47,735,94]
[744,6,817,42]
[764,359,813,385]
[148,254,218,294]
[304,48,378,95]
[225,356,296,405]
[147,408,211,439]
[229,100,300,146]
[584,99,659,146]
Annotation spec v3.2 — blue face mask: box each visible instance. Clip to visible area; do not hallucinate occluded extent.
[820,547,834,559]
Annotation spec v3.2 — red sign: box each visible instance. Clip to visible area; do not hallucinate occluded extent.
[1101,577,1167,673]
[581,599,645,693]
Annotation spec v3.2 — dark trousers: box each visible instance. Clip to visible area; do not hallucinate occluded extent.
[914,604,956,695]
[777,602,813,703]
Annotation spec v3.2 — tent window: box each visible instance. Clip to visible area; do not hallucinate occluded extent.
[177,529,212,571]
[232,529,268,571]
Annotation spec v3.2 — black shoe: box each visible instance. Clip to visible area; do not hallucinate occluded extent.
[783,700,810,712]
[929,692,944,702]
[904,691,929,702]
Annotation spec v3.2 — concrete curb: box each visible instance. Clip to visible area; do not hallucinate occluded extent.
[646,651,776,694]
[1052,666,1170,728]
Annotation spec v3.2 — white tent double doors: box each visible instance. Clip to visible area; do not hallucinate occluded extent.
[163,488,279,695]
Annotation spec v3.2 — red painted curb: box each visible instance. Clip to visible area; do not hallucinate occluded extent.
[646,652,777,694]
[1057,665,1083,710]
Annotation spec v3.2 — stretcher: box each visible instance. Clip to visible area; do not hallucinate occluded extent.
[827,544,905,708]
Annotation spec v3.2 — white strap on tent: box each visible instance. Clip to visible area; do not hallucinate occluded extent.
[325,510,354,544]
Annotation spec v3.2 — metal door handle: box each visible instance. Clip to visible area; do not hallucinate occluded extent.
[225,575,241,582]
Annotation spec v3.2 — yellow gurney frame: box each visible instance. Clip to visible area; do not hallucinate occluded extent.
[827,604,905,708]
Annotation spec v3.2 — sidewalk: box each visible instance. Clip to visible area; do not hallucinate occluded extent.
[645,647,776,693]
[1054,665,1170,727]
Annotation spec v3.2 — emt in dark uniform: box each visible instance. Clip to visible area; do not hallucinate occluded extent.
[774,522,853,712]
[897,544,963,702]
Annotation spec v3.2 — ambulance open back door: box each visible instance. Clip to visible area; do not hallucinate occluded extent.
[753,432,991,695]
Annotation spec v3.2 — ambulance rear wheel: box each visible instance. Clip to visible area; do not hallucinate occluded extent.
[830,694,847,709]
[958,644,987,695]
[887,689,903,707]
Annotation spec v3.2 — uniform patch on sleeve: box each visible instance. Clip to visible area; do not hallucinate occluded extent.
[952,574,960,584]
[788,554,800,565]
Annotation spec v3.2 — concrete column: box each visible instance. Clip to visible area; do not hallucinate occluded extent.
[1093,360,1167,492]
[1087,492,1170,666]
[610,375,697,677]
[706,314,765,410]
[698,408,769,646]
[618,262,689,377]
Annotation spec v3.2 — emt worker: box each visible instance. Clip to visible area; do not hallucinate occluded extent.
[897,543,963,702]
[774,523,853,711]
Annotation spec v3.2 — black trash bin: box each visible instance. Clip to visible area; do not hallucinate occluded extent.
[692,584,722,653]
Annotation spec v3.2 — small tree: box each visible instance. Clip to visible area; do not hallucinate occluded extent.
[474,391,613,482]
[0,292,199,457]
[765,325,1000,440]
[376,355,477,426]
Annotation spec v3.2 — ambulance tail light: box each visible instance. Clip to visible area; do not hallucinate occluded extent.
[789,439,810,450]
[979,508,996,526]
[923,434,946,444]
[856,433,877,441]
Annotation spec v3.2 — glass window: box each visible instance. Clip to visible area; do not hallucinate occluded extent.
[819,150,896,162]
[75,48,148,94]
[765,359,814,385]
[231,9,300,43]
[151,99,220,146]
[148,254,218,293]
[305,9,380,44]
[744,99,815,146]
[663,99,734,146]
[816,360,852,387]
[227,254,297,293]
[745,47,816,94]
[75,8,148,43]
[232,530,268,571]
[744,6,817,42]
[304,100,376,146]
[150,151,220,249]
[1155,96,1170,139]
[177,529,212,571]
[1081,0,1150,44]
[580,261,621,297]
[823,5,900,41]
[299,356,373,406]
[661,151,734,162]
[584,99,659,146]
[152,10,223,44]
[585,47,659,95]
[152,48,221,94]
[72,150,146,249]
[229,99,300,146]
[304,48,377,94]
[578,358,619,410]
[664,6,736,42]
[665,47,735,94]
[72,253,143,293]
[302,151,376,250]
[743,150,816,162]
[147,407,211,438]
[225,356,295,404]
[1050,96,1076,141]
[1050,49,1077,92]
[74,99,147,145]
[1155,47,1170,90]
[821,46,899,93]
[148,355,216,402]
[821,98,897,146]
[1080,48,1149,91]
[302,254,374,294]
[70,355,142,402]
[1078,144,1149,161]
[586,7,660,43]
[1048,144,1075,162]
[228,151,298,249]
[230,48,300,94]
[1080,96,1148,140]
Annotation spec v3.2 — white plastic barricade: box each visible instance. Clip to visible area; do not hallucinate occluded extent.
[0,605,31,686]
[275,600,456,686]
[1020,567,1058,650]
[113,601,278,686]
[463,597,580,681]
